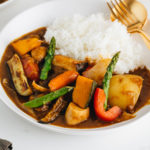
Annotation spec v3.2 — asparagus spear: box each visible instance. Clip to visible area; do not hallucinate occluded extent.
[103,52,120,110]
[40,37,56,80]
[24,86,74,108]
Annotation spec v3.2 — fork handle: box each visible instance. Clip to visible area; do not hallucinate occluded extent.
[133,29,150,49]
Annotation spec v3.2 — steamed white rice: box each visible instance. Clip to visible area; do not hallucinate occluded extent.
[44,13,145,74]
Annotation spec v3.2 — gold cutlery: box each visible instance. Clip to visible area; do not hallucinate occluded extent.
[107,0,150,49]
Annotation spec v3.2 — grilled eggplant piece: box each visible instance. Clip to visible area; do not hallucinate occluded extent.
[53,55,88,72]
[35,104,49,112]
[40,97,67,123]
[7,54,32,96]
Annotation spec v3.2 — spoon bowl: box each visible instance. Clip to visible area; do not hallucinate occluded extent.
[129,0,147,28]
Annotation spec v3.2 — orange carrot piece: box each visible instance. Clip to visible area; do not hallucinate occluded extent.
[48,71,79,91]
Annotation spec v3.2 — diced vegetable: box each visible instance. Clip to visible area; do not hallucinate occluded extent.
[7,54,32,96]
[31,46,47,63]
[40,97,67,123]
[53,55,87,72]
[94,88,122,122]
[22,54,39,81]
[24,86,74,108]
[108,75,143,111]
[40,37,56,80]
[73,76,97,108]
[12,38,42,55]
[65,102,90,125]
[48,71,79,91]
[32,81,49,92]
[103,52,120,109]
[82,59,110,85]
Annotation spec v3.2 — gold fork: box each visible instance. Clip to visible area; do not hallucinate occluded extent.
[107,0,150,49]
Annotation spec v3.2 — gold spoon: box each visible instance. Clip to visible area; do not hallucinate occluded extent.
[108,0,150,49]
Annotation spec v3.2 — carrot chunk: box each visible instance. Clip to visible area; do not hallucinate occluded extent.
[48,71,79,91]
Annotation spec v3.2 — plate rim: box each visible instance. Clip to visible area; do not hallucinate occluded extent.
[0,0,150,135]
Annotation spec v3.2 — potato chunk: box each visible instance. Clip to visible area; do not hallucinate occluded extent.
[108,75,143,111]
[65,102,89,125]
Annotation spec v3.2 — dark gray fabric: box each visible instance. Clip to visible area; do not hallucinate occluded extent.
[0,139,12,150]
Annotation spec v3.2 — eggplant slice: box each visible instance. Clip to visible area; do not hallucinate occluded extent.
[40,97,67,123]
[7,54,32,96]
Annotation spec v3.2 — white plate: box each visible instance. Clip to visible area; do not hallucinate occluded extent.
[0,0,150,135]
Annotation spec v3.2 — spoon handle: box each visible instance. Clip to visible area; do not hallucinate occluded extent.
[131,29,150,49]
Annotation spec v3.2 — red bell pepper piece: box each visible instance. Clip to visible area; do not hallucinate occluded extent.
[22,55,39,81]
[94,88,122,122]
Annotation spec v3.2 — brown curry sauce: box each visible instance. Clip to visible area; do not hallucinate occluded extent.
[0,27,150,129]
[0,0,8,4]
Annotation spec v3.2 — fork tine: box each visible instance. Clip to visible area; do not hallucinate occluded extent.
[110,0,128,26]
[114,0,132,25]
[107,2,127,26]
[107,2,118,19]
[118,0,138,22]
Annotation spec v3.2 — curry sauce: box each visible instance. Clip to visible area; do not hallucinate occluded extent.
[0,0,8,4]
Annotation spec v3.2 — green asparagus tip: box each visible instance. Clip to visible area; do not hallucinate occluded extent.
[50,36,56,45]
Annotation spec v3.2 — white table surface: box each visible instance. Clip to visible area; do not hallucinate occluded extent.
[0,0,150,150]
